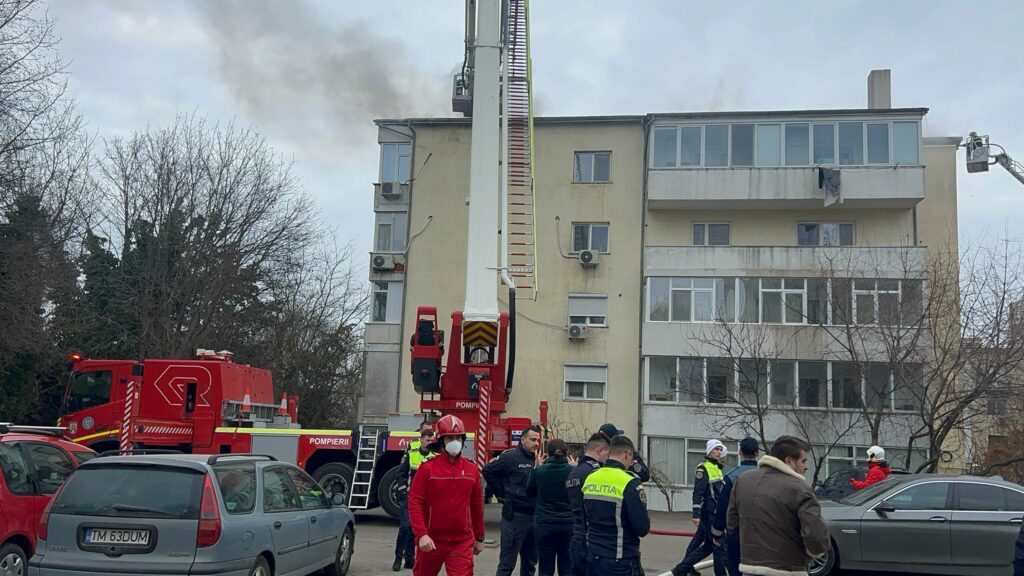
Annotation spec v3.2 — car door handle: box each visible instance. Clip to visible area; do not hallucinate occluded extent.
[273,521,282,529]
[311,516,318,524]
[929,516,947,523]
[1011,518,1023,524]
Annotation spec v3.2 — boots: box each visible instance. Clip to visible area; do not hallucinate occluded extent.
[392,557,402,572]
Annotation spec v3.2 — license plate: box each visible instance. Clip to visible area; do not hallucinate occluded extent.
[85,528,151,546]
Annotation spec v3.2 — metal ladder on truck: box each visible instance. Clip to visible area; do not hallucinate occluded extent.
[348,423,388,509]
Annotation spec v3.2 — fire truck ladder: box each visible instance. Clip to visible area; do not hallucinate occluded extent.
[348,423,387,509]
[504,0,537,300]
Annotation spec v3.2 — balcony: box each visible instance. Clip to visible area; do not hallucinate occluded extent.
[645,245,926,278]
[647,165,925,210]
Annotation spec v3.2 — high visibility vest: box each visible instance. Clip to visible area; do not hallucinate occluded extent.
[699,460,724,483]
[408,440,434,470]
[582,466,637,560]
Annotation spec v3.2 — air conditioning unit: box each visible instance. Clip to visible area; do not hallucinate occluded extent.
[376,182,403,200]
[568,324,589,341]
[371,253,396,271]
[578,249,600,268]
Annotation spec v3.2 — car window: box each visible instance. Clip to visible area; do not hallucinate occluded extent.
[24,443,74,495]
[958,483,1007,511]
[887,482,950,510]
[1006,489,1024,512]
[215,463,257,514]
[285,467,328,509]
[0,443,34,495]
[53,465,203,518]
[838,478,900,506]
[66,371,112,412]
[263,467,301,512]
[73,452,98,466]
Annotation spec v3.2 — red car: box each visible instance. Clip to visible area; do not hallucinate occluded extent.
[0,424,96,576]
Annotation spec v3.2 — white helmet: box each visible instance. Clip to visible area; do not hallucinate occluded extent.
[867,446,885,461]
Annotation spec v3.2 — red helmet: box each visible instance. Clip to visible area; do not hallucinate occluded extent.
[434,414,466,437]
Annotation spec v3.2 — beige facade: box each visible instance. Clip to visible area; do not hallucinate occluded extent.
[363,79,961,510]
[365,117,646,442]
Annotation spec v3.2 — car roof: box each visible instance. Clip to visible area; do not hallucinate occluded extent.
[891,473,1023,489]
[80,453,279,473]
[0,431,94,452]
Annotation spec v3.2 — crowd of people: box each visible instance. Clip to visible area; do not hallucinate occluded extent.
[394,415,884,576]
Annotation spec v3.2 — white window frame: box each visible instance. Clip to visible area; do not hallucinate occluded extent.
[374,212,408,253]
[852,279,901,326]
[380,143,412,183]
[568,294,608,327]
[668,278,715,323]
[760,278,807,324]
[693,222,731,246]
[573,151,612,183]
[796,222,855,246]
[571,222,610,253]
[563,364,607,402]
[649,119,922,169]
[371,281,389,323]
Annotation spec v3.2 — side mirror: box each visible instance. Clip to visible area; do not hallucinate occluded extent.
[874,500,896,514]
[332,493,345,507]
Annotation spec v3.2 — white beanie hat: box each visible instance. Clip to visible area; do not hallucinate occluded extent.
[706,439,727,456]
[867,446,885,461]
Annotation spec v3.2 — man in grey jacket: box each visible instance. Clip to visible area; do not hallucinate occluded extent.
[727,436,829,576]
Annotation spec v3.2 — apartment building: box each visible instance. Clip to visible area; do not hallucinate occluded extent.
[362,71,961,510]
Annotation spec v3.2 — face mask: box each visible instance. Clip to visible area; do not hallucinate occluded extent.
[445,439,463,456]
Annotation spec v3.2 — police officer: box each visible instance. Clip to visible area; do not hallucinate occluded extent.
[484,424,543,576]
[394,424,436,571]
[566,433,609,576]
[711,437,759,576]
[671,439,727,576]
[598,423,650,483]
[582,435,649,576]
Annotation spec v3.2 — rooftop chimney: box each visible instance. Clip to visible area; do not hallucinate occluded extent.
[868,69,891,109]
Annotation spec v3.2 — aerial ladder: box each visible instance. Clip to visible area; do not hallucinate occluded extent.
[410,0,540,470]
[964,131,1024,186]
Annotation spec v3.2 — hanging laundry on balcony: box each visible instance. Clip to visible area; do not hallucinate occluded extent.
[819,167,842,207]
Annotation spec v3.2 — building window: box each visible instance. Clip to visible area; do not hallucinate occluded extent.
[572,222,609,253]
[370,281,404,323]
[785,123,810,166]
[852,279,900,325]
[651,120,920,168]
[755,124,781,167]
[647,437,739,487]
[798,361,827,408]
[374,212,408,253]
[797,223,854,246]
[659,278,715,323]
[380,143,412,183]
[832,362,862,409]
[893,121,920,164]
[693,223,730,246]
[568,294,607,326]
[731,124,754,167]
[564,364,607,401]
[574,152,611,183]
[647,356,703,402]
[760,278,806,324]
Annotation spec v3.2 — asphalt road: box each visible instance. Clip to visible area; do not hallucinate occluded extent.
[343,504,938,576]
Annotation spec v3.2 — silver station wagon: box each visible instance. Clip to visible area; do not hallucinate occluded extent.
[29,453,354,576]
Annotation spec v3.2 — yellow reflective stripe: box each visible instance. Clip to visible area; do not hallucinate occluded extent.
[72,430,119,443]
[582,467,632,500]
[391,432,421,438]
[214,428,352,435]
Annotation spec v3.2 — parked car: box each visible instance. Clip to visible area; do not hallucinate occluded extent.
[815,464,911,502]
[28,453,355,576]
[0,424,97,576]
[811,474,1024,576]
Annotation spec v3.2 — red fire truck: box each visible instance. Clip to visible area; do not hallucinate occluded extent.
[57,348,535,518]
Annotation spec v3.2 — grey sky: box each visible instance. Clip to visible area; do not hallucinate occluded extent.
[47,0,1024,264]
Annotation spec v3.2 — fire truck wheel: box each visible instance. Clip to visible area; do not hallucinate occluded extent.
[377,466,403,519]
[313,462,354,504]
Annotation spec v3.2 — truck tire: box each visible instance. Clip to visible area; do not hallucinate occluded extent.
[312,462,355,505]
[377,466,403,519]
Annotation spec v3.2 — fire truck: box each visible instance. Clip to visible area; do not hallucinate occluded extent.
[58,0,541,516]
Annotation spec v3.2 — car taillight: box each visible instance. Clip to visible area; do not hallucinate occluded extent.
[196,474,221,547]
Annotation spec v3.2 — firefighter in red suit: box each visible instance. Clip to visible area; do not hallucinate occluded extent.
[850,445,892,490]
[408,414,486,576]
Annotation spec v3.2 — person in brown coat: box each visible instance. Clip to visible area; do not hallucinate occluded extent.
[726,436,830,576]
